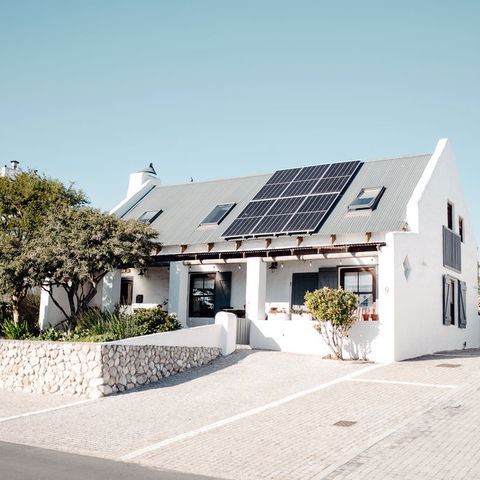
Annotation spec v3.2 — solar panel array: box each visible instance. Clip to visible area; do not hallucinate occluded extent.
[222,160,361,238]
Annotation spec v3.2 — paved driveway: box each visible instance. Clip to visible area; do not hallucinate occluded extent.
[1,349,480,479]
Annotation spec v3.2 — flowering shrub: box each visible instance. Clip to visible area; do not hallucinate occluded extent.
[304,287,358,360]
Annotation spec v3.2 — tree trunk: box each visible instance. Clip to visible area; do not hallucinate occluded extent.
[11,292,22,325]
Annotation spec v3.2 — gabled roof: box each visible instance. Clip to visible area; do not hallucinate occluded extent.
[120,153,431,246]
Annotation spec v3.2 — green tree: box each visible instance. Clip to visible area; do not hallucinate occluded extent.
[36,207,158,326]
[0,171,86,324]
[304,287,359,360]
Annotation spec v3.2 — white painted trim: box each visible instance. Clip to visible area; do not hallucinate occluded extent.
[0,399,94,424]
[119,362,388,461]
[405,138,446,233]
[348,378,457,389]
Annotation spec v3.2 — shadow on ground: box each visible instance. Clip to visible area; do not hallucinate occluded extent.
[116,349,259,397]
[408,348,480,362]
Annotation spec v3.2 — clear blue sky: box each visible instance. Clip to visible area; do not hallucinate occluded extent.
[1,1,479,238]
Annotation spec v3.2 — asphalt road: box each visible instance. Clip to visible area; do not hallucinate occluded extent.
[0,441,223,480]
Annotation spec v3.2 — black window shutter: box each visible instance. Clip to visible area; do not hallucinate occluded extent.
[318,268,338,289]
[291,273,318,307]
[214,271,232,314]
[443,275,452,325]
[458,280,467,329]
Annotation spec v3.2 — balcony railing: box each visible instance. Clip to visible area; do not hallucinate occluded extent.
[443,226,461,272]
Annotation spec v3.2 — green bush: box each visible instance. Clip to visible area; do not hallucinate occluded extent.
[131,307,182,335]
[0,306,181,343]
[1,318,31,340]
[304,287,359,360]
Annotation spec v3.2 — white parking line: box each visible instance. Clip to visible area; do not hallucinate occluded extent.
[0,399,94,424]
[348,378,458,389]
[119,362,389,462]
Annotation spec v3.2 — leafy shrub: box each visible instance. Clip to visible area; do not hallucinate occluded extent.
[1,306,181,343]
[1,318,31,340]
[130,307,181,335]
[304,287,359,360]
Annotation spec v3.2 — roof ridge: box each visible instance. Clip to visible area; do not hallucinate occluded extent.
[154,152,432,188]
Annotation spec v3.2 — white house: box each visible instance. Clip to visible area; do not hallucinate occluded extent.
[40,139,479,362]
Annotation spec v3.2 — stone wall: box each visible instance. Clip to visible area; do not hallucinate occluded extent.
[0,340,220,399]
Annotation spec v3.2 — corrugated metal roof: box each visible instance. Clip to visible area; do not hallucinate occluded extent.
[124,173,272,246]
[318,154,431,234]
[122,153,431,246]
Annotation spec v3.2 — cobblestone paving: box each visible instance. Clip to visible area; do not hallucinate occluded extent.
[1,349,479,480]
[0,390,77,419]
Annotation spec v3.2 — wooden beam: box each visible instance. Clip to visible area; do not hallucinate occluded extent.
[365,232,372,243]
[330,234,336,244]
[180,244,188,254]
[235,240,242,250]
[207,242,214,252]
[296,236,303,247]
[265,238,272,249]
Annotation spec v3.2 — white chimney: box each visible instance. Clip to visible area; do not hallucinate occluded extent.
[127,163,160,198]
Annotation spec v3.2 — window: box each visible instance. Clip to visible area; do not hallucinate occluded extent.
[348,187,385,211]
[443,275,467,328]
[340,268,376,307]
[200,203,236,226]
[120,278,133,305]
[138,210,162,224]
[447,202,454,230]
[459,217,464,242]
[189,273,216,317]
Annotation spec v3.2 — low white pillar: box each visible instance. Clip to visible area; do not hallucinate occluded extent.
[168,261,189,327]
[38,284,69,329]
[245,257,267,322]
[101,270,122,312]
[215,311,237,355]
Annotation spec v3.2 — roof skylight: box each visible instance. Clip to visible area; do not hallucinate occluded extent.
[348,186,385,211]
[138,210,163,224]
[200,203,236,226]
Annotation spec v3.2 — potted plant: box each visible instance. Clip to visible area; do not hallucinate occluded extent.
[291,307,312,322]
[267,307,289,321]
[362,308,370,321]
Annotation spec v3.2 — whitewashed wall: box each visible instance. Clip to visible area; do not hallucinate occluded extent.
[383,139,479,361]
[128,266,169,306]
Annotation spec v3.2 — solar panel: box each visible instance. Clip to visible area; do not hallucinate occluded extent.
[284,211,327,232]
[237,200,275,218]
[294,164,330,181]
[250,214,293,235]
[266,168,301,184]
[280,179,318,197]
[253,183,289,200]
[222,160,361,238]
[267,197,305,215]
[310,176,351,194]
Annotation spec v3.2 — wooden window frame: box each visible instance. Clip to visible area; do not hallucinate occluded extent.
[189,273,216,318]
[447,202,454,231]
[339,267,377,306]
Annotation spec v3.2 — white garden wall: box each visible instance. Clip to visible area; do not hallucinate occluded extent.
[115,312,237,355]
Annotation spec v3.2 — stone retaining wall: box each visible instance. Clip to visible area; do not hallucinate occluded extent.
[0,340,220,399]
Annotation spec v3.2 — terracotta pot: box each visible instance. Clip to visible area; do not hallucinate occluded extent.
[371,314,379,321]
[362,314,370,321]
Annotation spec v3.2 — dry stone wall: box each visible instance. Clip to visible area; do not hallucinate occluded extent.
[0,340,220,399]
